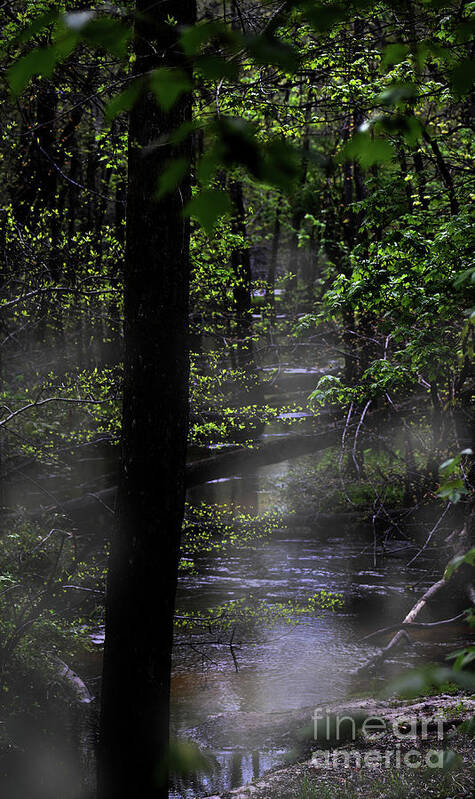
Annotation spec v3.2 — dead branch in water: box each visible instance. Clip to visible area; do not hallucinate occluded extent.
[356,516,474,675]
[361,611,467,642]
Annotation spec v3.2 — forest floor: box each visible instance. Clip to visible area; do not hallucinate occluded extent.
[206,695,475,799]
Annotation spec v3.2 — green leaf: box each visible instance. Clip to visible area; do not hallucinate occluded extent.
[440,750,462,772]
[341,132,394,168]
[439,456,459,475]
[444,548,475,581]
[214,117,261,175]
[246,35,299,72]
[381,43,410,70]
[440,449,472,473]
[196,149,221,184]
[104,80,143,123]
[184,189,232,233]
[261,139,300,191]
[454,267,475,288]
[149,68,192,111]
[438,448,472,502]
[300,2,346,32]
[167,738,212,777]
[376,83,418,106]
[8,46,60,96]
[377,114,423,146]
[156,157,189,199]
[81,18,131,58]
[180,21,241,56]
[457,717,475,737]
[387,665,475,699]
[422,0,454,7]
[437,479,468,503]
[450,58,475,95]
[447,647,475,671]
[195,55,239,81]
[12,8,60,45]
[169,119,203,145]
[6,11,127,95]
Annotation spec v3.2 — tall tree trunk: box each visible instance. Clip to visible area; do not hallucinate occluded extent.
[229,178,263,402]
[412,148,429,211]
[97,2,195,798]
[285,99,312,302]
[422,129,459,215]
[230,178,253,368]
[396,140,413,212]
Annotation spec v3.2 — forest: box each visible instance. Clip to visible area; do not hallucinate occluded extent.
[0,1,474,798]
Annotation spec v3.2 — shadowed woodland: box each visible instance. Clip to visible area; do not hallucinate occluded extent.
[0,2,474,798]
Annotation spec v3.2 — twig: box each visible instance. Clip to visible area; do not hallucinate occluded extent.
[62,585,104,595]
[362,612,467,642]
[352,400,371,477]
[406,503,451,567]
[0,395,115,428]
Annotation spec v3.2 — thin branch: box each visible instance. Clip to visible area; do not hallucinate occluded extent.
[406,503,451,567]
[362,612,467,642]
[0,395,116,429]
[352,400,371,476]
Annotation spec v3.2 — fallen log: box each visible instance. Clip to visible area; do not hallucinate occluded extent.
[35,428,345,520]
[31,396,425,521]
[187,393,424,489]
[186,428,342,486]
[55,657,94,704]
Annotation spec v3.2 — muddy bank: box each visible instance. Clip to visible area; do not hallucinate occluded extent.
[203,696,475,799]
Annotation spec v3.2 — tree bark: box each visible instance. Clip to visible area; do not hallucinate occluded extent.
[97,2,196,798]
[422,129,459,216]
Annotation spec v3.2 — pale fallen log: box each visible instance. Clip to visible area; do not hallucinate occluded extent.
[55,657,94,704]
[379,577,448,655]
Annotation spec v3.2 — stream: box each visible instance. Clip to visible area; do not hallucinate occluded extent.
[169,454,443,798]
[1,375,466,799]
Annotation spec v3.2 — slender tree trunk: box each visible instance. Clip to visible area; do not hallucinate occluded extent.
[285,99,312,302]
[265,203,281,318]
[413,148,429,211]
[422,129,459,215]
[230,178,253,367]
[229,179,263,402]
[97,2,195,798]
[396,140,413,212]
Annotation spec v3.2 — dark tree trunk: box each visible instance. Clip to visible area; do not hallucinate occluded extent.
[422,129,459,215]
[396,140,413,212]
[97,2,196,798]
